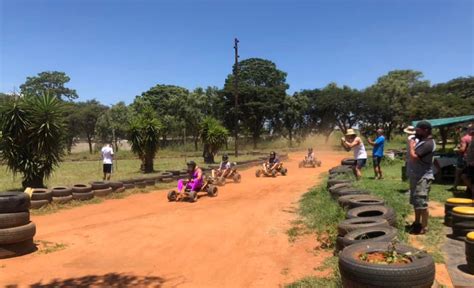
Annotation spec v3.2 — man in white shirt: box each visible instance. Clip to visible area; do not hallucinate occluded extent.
[101,143,114,180]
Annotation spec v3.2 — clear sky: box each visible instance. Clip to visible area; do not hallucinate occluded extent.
[0,0,472,105]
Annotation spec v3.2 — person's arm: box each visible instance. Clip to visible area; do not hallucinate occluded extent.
[196,168,203,180]
[367,138,375,146]
[459,139,468,154]
[410,139,433,161]
[343,137,361,148]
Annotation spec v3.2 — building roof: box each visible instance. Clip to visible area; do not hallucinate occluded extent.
[412,115,474,128]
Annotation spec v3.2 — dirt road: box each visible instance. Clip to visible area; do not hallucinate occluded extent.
[1,151,343,287]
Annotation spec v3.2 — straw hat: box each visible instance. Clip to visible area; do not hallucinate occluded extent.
[345,129,356,136]
[403,126,415,135]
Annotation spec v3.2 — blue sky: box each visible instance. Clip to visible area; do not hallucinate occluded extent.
[1,0,472,105]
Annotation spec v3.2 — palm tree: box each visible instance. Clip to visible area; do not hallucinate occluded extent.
[200,117,229,163]
[0,94,65,188]
[128,106,162,173]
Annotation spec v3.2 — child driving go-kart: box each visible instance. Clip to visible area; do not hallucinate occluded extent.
[167,160,217,202]
[256,151,288,177]
[211,154,241,185]
[299,148,322,168]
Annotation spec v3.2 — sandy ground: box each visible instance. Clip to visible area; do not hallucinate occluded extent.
[1,151,342,288]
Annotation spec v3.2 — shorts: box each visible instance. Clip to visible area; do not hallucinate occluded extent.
[373,156,383,167]
[103,164,112,174]
[355,159,367,169]
[465,165,474,180]
[456,157,466,169]
[410,177,432,210]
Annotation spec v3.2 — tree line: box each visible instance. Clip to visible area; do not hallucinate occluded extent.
[1,59,473,187]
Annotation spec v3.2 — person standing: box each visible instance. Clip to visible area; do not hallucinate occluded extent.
[409,121,436,235]
[462,126,474,199]
[101,143,114,180]
[341,129,368,180]
[367,129,385,179]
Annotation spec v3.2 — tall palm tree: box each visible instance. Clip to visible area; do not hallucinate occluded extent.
[200,117,229,163]
[0,94,65,188]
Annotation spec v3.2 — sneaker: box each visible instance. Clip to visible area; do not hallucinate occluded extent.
[409,222,422,234]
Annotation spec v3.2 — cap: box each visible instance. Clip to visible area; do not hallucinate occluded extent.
[415,120,432,130]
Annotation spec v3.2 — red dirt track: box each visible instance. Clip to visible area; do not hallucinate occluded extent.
[1,151,343,287]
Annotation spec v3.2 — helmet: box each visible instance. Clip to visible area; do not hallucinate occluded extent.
[270,151,276,158]
[186,161,196,171]
[308,148,313,152]
[222,154,229,161]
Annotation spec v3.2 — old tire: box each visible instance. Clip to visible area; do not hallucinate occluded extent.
[52,195,73,204]
[0,212,30,229]
[188,191,198,203]
[30,199,50,209]
[256,170,262,178]
[161,178,174,183]
[339,242,435,288]
[109,181,124,190]
[341,158,356,166]
[135,181,146,188]
[71,184,92,193]
[337,226,398,251]
[329,183,353,194]
[327,179,352,188]
[281,168,287,176]
[331,188,371,200]
[0,238,36,259]
[346,205,397,227]
[348,196,385,209]
[167,191,177,202]
[0,222,36,245]
[233,173,241,183]
[51,186,72,197]
[0,192,30,213]
[337,194,372,209]
[31,189,52,201]
[93,187,113,197]
[466,233,474,273]
[444,198,473,227]
[337,217,390,237]
[90,181,110,190]
[207,185,218,197]
[114,186,126,193]
[72,191,94,201]
[123,183,135,190]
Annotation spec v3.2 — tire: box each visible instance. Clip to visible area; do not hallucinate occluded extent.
[327,179,352,188]
[166,170,181,176]
[51,186,72,197]
[52,195,73,204]
[317,160,322,167]
[271,170,277,177]
[160,178,174,183]
[0,222,36,245]
[121,179,135,184]
[0,192,30,213]
[30,199,49,209]
[339,242,435,288]
[281,168,287,176]
[90,181,110,190]
[72,191,94,201]
[207,185,218,197]
[337,217,390,237]
[71,184,92,193]
[93,187,113,197]
[341,158,356,166]
[161,172,173,178]
[30,189,52,201]
[123,183,135,190]
[338,194,372,209]
[329,183,353,194]
[348,197,385,209]
[114,186,126,193]
[135,181,146,188]
[188,191,198,203]
[346,205,397,227]
[329,165,352,173]
[108,181,124,190]
[444,200,473,227]
[145,179,155,186]
[337,226,398,251]
[332,188,371,200]
[233,173,241,183]
[256,170,262,177]
[167,191,177,202]
[466,236,474,272]
[0,212,30,229]
[0,238,36,259]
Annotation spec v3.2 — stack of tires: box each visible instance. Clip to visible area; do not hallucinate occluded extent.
[444,198,473,227]
[160,172,174,183]
[133,179,147,188]
[0,192,36,259]
[109,181,125,193]
[466,232,474,274]
[30,188,52,209]
[122,179,136,190]
[72,184,94,201]
[51,186,73,204]
[90,181,112,197]
[451,206,474,240]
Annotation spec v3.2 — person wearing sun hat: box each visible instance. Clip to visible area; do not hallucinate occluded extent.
[404,125,418,181]
[408,120,436,234]
[341,128,367,180]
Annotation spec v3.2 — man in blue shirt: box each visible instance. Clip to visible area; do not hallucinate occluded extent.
[368,129,385,180]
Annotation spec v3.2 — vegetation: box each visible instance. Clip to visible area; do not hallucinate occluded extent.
[200,117,229,163]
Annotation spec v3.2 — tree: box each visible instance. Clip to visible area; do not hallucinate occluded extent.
[63,102,82,154]
[128,106,162,173]
[20,71,78,101]
[277,94,310,147]
[0,94,65,188]
[431,76,474,99]
[76,100,108,154]
[200,117,229,163]
[95,102,130,151]
[222,58,288,148]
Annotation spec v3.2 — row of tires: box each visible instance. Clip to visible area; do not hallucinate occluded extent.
[327,163,435,288]
[0,192,36,259]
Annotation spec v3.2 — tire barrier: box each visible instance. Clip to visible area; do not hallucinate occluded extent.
[444,198,473,227]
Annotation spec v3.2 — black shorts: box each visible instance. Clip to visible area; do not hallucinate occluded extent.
[466,165,474,180]
[355,159,367,169]
[373,156,383,167]
[103,164,112,174]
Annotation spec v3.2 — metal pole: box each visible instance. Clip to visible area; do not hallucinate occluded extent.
[233,38,239,158]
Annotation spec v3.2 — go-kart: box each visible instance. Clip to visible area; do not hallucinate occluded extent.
[299,157,322,168]
[255,162,288,177]
[209,163,242,186]
[167,177,218,203]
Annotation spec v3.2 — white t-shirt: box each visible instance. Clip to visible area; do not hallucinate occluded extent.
[101,146,114,164]
[353,137,367,160]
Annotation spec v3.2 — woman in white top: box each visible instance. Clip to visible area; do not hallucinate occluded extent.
[341,129,367,180]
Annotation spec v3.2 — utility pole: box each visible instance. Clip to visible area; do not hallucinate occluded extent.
[233,38,239,157]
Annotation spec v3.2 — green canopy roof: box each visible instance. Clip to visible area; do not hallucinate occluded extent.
[412,115,474,128]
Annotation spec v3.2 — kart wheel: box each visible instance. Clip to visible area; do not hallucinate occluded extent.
[188,191,198,203]
[167,191,177,202]
[317,161,322,167]
[233,173,241,183]
[207,185,218,197]
[256,170,262,177]
[218,177,226,186]
[271,170,277,177]
[281,168,287,176]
